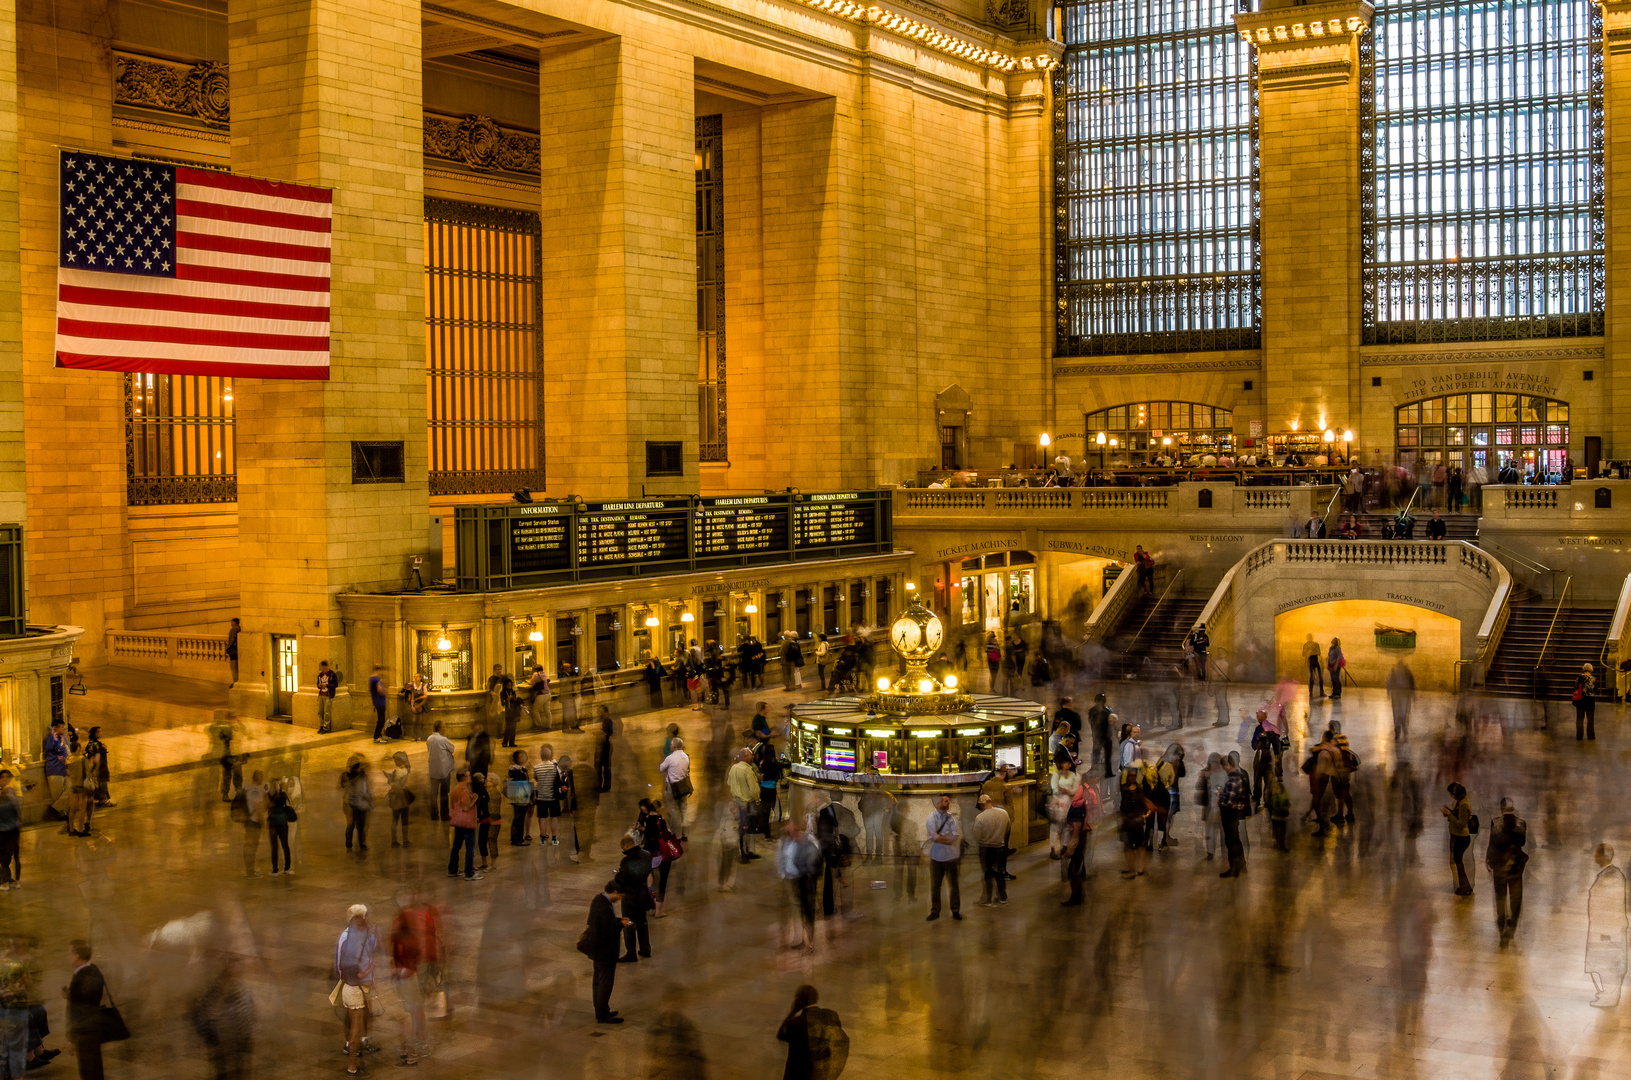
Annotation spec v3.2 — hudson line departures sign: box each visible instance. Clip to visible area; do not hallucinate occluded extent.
[454,491,893,591]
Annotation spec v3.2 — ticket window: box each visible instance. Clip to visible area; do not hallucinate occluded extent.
[795,589,813,638]
[875,578,894,625]
[667,622,687,659]
[703,598,726,650]
[512,620,539,677]
[765,592,784,640]
[633,622,653,663]
[734,595,755,643]
[822,586,840,636]
[554,616,579,678]
[594,612,618,673]
[849,579,865,630]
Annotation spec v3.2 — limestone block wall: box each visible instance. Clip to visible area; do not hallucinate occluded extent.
[17,0,128,660]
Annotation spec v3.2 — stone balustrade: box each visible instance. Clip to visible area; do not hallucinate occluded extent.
[896,481,1332,522]
[107,632,228,683]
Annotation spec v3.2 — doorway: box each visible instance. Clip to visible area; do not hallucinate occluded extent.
[272,635,298,719]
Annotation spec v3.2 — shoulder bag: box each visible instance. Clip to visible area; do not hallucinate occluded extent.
[99,984,131,1044]
[671,775,694,800]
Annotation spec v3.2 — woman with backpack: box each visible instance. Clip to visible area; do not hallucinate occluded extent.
[505,749,534,846]
[1575,663,1597,740]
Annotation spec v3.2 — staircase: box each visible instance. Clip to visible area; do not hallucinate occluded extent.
[1345,512,1480,541]
[1102,582,1209,679]
[1484,605,1614,699]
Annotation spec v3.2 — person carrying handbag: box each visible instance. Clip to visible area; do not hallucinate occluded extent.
[65,940,123,1080]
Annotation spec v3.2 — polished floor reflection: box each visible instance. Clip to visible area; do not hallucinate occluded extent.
[4,676,1629,1080]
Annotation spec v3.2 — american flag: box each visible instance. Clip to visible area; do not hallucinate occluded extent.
[55,150,332,380]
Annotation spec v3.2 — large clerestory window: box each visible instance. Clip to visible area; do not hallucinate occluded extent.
[1055,0,1260,356]
[1360,0,1603,343]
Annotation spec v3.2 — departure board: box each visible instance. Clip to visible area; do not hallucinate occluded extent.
[455,491,890,591]
[794,493,878,549]
[508,505,573,574]
[696,495,789,556]
[577,499,691,567]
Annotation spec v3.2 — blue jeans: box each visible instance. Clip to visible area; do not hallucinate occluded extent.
[449,826,477,877]
[0,1008,27,1080]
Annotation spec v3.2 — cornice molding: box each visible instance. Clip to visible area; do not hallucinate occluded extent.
[1359,344,1604,367]
[424,113,540,177]
[1054,355,1262,377]
[113,51,229,129]
[1233,1,1373,88]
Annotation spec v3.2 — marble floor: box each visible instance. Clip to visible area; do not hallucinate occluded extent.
[5,674,1630,1080]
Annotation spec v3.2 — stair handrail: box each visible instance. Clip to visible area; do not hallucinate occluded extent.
[1479,538,1553,578]
[1602,572,1631,689]
[1082,561,1139,644]
[1124,568,1183,658]
[1532,574,1574,695]
[1318,485,1343,534]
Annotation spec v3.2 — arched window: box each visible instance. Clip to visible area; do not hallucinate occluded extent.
[1085,401,1235,459]
[1395,393,1569,477]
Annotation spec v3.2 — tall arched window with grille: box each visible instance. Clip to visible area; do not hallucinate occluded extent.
[1360,0,1604,343]
[1055,0,1260,356]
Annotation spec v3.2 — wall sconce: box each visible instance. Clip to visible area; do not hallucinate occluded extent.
[644,614,660,628]
[744,602,758,614]
[569,624,584,636]
[905,581,917,592]
[680,611,694,623]
[526,619,543,643]
[435,622,452,651]
[1289,419,1300,432]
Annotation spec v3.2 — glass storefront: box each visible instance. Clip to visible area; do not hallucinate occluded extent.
[1085,401,1236,461]
[1395,393,1569,479]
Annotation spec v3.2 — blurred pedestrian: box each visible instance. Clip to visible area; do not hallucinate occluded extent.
[1441,782,1473,895]
[532,745,563,847]
[924,795,962,921]
[64,940,111,1080]
[333,905,378,1074]
[342,758,372,854]
[387,751,414,847]
[1588,844,1627,1008]
[1217,756,1250,878]
[241,769,266,877]
[426,721,455,822]
[446,770,482,880]
[1387,659,1416,740]
[778,819,821,950]
[659,737,692,840]
[191,957,255,1080]
[1575,664,1597,741]
[267,779,295,876]
[616,834,654,961]
[1485,797,1529,945]
[586,881,631,1023]
[0,769,21,889]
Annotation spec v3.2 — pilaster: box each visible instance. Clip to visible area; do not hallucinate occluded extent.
[1236,0,1373,439]
[0,0,20,531]
[1599,0,1631,456]
[227,0,429,722]
[538,37,697,500]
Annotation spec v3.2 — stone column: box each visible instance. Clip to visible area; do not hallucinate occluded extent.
[1236,1,1374,442]
[0,0,20,531]
[538,38,697,500]
[1600,0,1631,457]
[227,0,428,723]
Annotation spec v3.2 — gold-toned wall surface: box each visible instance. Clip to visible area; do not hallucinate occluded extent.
[1275,600,1459,694]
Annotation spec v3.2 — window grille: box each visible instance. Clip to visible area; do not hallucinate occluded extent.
[124,374,236,505]
[1055,0,1260,356]
[1360,0,1604,343]
[697,115,727,461]
[424,198,546,495]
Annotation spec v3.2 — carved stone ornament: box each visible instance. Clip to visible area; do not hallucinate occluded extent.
[424,114,541,176]
[114,55,230,128]
[986,0,1030,32]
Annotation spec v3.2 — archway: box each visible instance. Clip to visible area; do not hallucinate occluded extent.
[1275,599,1461,693]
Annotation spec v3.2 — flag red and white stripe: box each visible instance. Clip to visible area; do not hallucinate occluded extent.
[56,163,333,380]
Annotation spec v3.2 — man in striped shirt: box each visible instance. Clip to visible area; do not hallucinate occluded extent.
[532,746,563,847]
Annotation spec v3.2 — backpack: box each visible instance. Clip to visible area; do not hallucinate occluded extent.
[986,644,1001,664]
[1573,681,1585,703]
[337,927,371,984]
[804,1006,850,1079]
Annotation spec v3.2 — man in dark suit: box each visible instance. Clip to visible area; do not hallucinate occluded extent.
[1054,697,1082,741]
[588,882,630,1023]
[64,940,107,1080]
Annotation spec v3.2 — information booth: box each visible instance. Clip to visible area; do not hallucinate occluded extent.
[786,592,1050,847]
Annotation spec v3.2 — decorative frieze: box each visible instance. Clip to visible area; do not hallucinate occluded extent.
[113,54,230,128]
[423,114,541,177]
